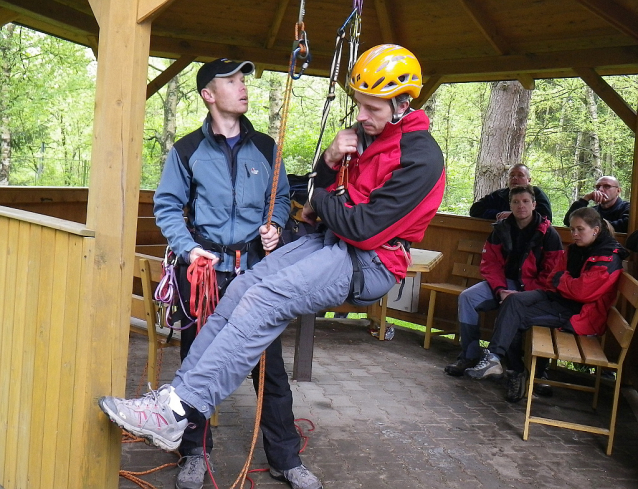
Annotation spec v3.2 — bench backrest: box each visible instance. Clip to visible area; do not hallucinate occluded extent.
[451,239,484,287]
[607,271,638,353]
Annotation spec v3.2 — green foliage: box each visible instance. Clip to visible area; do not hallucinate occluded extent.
[2,26,95,186]
[3,25,637,231]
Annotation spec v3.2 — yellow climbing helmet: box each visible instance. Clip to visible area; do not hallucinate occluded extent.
[349,44,422,99]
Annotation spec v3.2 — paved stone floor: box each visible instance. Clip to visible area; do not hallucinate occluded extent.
[120,318,638,489]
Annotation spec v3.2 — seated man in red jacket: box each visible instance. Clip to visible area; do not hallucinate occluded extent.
[445,185,563,402]
[98,44,445,484]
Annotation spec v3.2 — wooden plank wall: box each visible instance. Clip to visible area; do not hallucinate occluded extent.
[0,209,95,489]
[0,187,156,223]
[0,189,635,407]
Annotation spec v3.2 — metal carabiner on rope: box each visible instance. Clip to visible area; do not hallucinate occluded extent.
[290,29,312,80]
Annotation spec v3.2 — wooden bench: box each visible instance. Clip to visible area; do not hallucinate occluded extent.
[293,248,444,381]
[420,239,484,349]
[523,271,638,455]
[130,253,177,388]
[130,252,219,426]
[367,248,444,341]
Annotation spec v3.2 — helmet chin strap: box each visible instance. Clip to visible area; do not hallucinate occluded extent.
[391,97,409,122]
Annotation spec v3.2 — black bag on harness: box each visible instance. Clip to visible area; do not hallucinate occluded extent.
[279,173,317,245]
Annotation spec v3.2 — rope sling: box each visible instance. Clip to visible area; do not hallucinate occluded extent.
[307,0,363,202]
[229,2,313,486]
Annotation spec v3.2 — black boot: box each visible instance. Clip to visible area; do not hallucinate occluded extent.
[444,357,478,377]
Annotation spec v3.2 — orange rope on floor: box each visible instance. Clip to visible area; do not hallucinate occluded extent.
[119,432,179,489]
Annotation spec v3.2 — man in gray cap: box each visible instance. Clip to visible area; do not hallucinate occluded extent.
[152,58,322,489]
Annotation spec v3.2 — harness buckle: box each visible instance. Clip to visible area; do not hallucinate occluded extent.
[234,250,242,275]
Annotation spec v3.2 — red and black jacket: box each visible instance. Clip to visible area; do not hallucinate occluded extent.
[480,212,564,297]
[310,110,445,280]
[547,234,628,335]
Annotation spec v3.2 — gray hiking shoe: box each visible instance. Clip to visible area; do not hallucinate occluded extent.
[505,370,527,403]
[465,349,503,380]
[176,451,211,489]
[270,464,323,489]
[98,384,188,451]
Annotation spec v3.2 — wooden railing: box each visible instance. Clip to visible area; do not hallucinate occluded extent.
[0,187,635,436]
[0,205,96,488]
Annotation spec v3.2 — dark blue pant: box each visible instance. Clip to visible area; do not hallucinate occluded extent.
[488,290,578,368]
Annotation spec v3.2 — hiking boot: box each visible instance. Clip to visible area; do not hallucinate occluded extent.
[505,370,526,403]
[98,384,188,451]
[444,357,478,377]
[176,451,211,489]
[534,370,553,397]
[270,464,323,489]
[465,349,503,380]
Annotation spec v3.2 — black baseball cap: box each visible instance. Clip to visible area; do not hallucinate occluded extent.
[196,58,255,93]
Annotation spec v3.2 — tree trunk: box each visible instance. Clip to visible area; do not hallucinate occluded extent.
[572,130,584,200]
[584,86,602,176]
[423,92,437,131]
[473,81,532,201]
[268,72,284,141]
[0,23,15,185]
[159,72,179,168]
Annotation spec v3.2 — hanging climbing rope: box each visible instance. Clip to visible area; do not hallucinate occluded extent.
[307,0,364,201]
[230,1,314,488]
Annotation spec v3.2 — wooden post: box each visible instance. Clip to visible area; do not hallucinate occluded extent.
[631,105,638,234]
[76,0,160,487]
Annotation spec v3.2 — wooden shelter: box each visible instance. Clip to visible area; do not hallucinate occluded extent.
[1,0,638,487]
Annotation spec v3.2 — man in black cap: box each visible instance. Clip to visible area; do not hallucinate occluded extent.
[153,58,322,489]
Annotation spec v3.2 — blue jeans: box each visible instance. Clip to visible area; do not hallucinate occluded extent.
[457,280,518,360]
[173,231,389,418]
[488,289,578,361]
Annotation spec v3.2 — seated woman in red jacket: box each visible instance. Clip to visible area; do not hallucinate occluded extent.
[464,206,628,401]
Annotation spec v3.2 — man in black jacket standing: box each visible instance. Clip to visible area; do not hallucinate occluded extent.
[470,164,552,222]
[563,175,629,232]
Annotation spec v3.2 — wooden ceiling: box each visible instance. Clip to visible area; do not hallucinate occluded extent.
[2,0,638,90]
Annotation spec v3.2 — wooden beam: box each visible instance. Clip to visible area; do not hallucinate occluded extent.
[87,35,99,59]
[516,73,535,90]
[82,0,153,487]
[419,45,638,78]
[574,67,637,132]
[457,0,510,55]
[137,0,175,24]
[374,0,395,44]
[265,0,290,49]
[631,107,638,234]
[254,63,265,79]
[146,55,196,99]
[0,0,99,34]
[150,35,335,78]
[576,0,638,42]
[0,7,18,26]
[86,0,102,26]
[411,74,442,109]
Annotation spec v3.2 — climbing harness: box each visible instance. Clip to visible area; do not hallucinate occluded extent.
[307,0,364,201]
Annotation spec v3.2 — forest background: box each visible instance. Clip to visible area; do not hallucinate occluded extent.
[1,25,637,225]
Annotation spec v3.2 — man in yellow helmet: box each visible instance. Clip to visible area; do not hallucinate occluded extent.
[98,45,445,487]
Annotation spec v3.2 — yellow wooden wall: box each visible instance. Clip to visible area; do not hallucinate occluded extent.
[0,207,94,489]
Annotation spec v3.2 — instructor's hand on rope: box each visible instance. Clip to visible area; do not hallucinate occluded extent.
[189,247,219,266]
[260,224,280,252]
[323,128,358,168]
